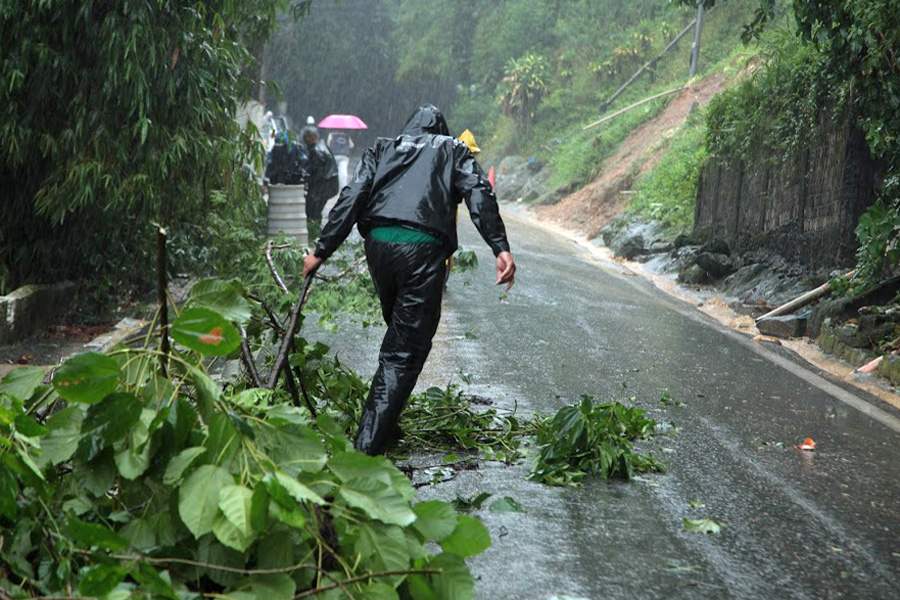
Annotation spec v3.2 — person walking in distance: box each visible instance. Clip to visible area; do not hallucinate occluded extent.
[302,104,516,455]
[327,129,355,189]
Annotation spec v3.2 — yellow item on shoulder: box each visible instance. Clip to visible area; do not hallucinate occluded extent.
[458,129,481,154]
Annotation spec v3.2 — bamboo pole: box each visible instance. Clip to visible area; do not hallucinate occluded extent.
[755,269,858,322]
[599,16,700,113]
[156,227,169,377]
[584,87,685,131]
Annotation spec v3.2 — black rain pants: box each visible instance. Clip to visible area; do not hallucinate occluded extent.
[354,237,447,455]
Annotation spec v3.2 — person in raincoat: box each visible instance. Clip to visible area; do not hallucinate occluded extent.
[302,104,516,455]
[327,130,355,189]
[301,127,339,242]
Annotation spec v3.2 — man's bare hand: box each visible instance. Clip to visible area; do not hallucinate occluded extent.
[303,253,324,279]
[495,251,516,291]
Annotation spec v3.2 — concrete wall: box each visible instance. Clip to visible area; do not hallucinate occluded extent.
[0,282,74,345]
[694,108,883,268]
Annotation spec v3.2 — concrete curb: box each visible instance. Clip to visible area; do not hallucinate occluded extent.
[0,282,75,345]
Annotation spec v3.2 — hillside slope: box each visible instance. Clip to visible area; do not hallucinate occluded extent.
[536,72,726,237]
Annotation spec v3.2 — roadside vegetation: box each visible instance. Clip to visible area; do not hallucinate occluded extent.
[0,251,670,597]
[668,0,900,289]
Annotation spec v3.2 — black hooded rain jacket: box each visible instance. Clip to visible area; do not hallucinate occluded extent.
[313,105,509,260]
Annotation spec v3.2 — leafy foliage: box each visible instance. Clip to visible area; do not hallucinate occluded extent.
[530,397,667,486]
[0,305,486,599]
[704,28,840,164]
[694,0,900,283]
[0,0,281,302]
[497,54,552,128]
[628,111,709,228]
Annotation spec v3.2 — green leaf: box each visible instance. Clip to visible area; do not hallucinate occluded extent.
[257,531,294,570]
[120,517,157,550]
[190,368,220,423]
[163,447,207,485]
[213,510,254,552]
[171,307,241,356]
[14,414,47,438]
[178,465,235,538]
[189,279,253,325]
[0,366,45,402]
[262,472,297,509]
[328,452,414,500]
[355,523,411,587]
[338,477,415,526]
[52,352,121,404]
[0,467,19,519]
[113,408,154,479]
[65,516,129,550]
[489,497,525,513]
[357,582,400,600]
[132,562,179,600]
[218,484,254,536]
[15,446,44,481]
[408,553,474,600]
[683,518,722,534]
[269,501,306,529]
[231,388,274,408]
[258,424,327,475]
[206,411,240,466]
[439,515,491,558]
[79,564,127,596]
[198,536,244,588]
[274,471,325,505]
[412,501,458,542]
[229,574,296,600]
[62,496,92,515]
[81,392,142,446]
[250,482,269,533]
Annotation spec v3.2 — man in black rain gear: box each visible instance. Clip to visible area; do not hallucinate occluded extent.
[301,127,339,242]
[302,104,516,455]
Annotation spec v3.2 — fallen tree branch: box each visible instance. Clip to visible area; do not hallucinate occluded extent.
[265,240,291,295]
[266,274,315,389]
[238,324,262,387]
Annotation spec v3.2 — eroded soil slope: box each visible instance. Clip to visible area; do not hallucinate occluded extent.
[537,73,726,236]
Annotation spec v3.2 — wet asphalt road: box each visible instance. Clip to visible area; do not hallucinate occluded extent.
[317,208,900,600]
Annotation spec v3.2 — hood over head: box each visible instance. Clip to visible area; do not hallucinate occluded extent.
[401,104,450,137]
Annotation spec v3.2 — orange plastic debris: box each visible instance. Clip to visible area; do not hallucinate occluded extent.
[199,326,224,345]
[796,437,816,451]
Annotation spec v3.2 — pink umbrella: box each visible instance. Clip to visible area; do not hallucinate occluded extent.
[317,114,368,130]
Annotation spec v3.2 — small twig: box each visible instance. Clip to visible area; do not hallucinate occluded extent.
[247,293,285,334]
[294,364,319,418]
[238,325,262,387]
[72,549,319,575]
[266,240,291,295]
[318,255,366,283]
[282,360,303,408]
[293,569,441,599]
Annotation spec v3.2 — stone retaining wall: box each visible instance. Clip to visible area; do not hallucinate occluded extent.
[0,282,74,345]
[694,108,883,268]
